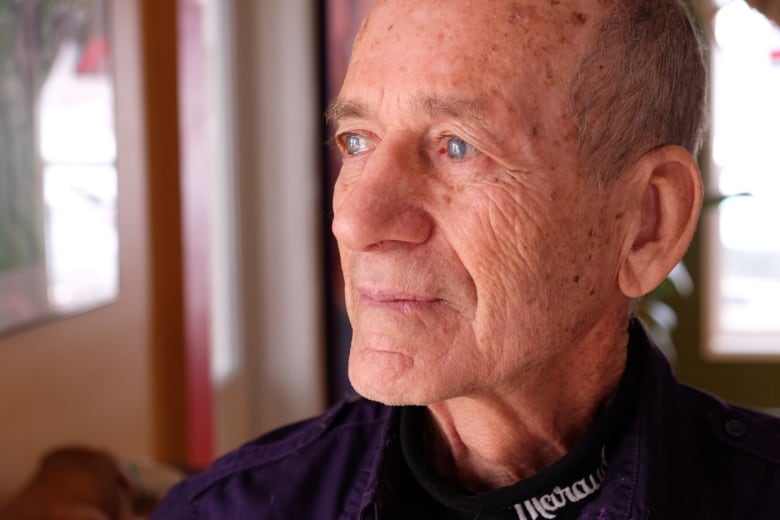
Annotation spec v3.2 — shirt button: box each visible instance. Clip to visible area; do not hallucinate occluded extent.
[724,418,747,439]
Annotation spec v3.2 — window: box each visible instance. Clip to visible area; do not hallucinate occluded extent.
[0,1,117,335]
[705,0,780,356]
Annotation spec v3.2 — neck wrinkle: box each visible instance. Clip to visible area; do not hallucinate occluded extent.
[425,314,630,492]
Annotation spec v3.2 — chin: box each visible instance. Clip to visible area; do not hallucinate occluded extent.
[352,384,410,406]
[348,359,460,407]
[348,358,428,406]
[349,367,410,406]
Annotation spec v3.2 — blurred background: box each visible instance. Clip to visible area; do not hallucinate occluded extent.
[0,0,778,514]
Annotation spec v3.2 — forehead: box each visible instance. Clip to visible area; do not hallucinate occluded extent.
[338,0,604,136]
[348,0,598,89]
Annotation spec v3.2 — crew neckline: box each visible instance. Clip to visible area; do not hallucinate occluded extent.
[400,335,640,519]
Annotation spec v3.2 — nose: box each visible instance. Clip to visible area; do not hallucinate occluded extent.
[332,138,434,252]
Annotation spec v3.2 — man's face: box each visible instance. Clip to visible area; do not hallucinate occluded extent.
[331,0,632,405]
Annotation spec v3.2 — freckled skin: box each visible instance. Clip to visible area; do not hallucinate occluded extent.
[332,0,630,409]
[571,11,588,25]
[330,0,650,489]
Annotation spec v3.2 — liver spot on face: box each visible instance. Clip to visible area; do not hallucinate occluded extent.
[571,11,588,25]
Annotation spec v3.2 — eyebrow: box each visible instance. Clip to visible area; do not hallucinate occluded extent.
[415,96,487,124]
[325,98,368,124]
[325,96,487,125]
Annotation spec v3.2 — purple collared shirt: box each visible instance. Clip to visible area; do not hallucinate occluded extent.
[153,322,780,519]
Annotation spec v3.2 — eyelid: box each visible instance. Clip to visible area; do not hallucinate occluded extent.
[453,136,480,157]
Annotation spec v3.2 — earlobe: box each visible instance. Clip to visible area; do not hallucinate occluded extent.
[618,145,703,298]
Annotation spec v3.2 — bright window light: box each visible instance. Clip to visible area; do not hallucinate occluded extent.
[706,0,780,356]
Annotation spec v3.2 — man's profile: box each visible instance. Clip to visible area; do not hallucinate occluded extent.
[154,0,780,518]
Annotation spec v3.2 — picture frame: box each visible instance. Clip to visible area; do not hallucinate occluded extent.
[0,0,118,336]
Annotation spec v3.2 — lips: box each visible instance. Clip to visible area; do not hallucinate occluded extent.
[358,287,444,312]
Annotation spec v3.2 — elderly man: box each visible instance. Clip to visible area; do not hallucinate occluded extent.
[154,0,780,518]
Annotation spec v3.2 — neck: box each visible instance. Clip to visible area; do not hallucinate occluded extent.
[425,314,630,492]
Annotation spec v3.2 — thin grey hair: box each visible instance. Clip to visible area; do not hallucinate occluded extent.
[567,0,708,186]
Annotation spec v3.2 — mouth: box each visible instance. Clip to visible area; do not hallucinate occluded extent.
[358,288,445,312]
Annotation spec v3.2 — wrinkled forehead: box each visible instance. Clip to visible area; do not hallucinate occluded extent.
[348,0,603,91]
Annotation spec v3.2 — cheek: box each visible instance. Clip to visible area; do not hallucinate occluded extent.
[445,184,620,324]
[452,186,557,285]
[437,190,551,339]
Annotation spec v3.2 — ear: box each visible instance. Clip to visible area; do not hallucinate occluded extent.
[618,145,703,298]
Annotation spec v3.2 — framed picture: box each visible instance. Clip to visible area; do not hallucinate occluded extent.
[0,0,118,336]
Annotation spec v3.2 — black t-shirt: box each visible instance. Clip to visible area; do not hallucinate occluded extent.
[390,342,639,519]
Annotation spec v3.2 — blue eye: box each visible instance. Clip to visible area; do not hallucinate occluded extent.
[342,134,370,156]
[446,137,474,160]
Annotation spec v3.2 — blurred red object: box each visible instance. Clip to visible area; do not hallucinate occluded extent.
[77,36,110,74]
